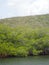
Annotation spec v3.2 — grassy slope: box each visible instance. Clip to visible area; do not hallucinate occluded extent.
[0,14,49,28]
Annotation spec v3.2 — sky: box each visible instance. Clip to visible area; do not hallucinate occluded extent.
[0,0,49,19]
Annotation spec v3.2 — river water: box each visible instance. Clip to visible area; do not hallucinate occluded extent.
[0,55,49,65]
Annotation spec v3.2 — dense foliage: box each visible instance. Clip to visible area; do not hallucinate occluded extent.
[0,24,49,57]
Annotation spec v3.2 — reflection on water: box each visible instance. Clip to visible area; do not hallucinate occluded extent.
[0,56,49,65]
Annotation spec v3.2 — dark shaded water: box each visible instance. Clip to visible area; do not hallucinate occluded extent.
[0,56,49,65]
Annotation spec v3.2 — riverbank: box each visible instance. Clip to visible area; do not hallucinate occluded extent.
[0,24,49,58]
[0,54,49,58]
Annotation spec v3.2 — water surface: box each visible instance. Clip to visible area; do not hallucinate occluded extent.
[0,56,49,65]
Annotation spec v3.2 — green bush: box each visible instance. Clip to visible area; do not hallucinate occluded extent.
[0,24,49,57]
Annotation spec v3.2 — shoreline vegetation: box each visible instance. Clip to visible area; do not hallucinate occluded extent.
[0,25,49,58]
[0,14,49,58]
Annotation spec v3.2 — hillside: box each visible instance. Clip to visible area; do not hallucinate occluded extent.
[0,14,49,28]
[0,14,49,57]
